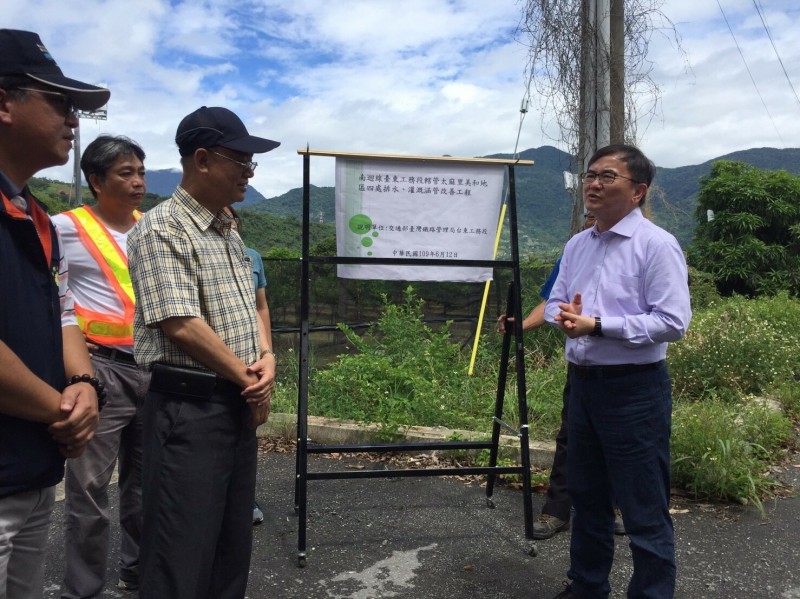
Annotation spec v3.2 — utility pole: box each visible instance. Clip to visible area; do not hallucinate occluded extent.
[70,95,108,207]
[572,0,624,235]
[609,0,625,144]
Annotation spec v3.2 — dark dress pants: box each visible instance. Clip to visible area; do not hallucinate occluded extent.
[540,380,571,521]
[566,362,675,599]
[139,388,257,599]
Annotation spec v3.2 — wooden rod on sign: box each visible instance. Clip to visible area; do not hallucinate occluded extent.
[297,148,534,167]
[468,203,507,375]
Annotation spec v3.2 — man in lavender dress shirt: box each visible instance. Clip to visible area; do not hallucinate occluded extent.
[545,144,691,599]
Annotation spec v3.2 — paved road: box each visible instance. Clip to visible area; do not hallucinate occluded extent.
[43,446,800,598]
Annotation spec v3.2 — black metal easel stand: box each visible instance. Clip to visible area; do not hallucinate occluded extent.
[293,152,533,566]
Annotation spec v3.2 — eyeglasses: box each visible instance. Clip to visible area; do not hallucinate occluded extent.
[16,87,76,117]
[581,171,639,185]
[210,150,257,173]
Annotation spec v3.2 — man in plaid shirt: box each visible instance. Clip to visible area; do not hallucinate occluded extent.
[128,106,279,599]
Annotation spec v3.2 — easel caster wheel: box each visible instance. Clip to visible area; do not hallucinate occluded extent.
[486,498,495,509]
[298,555,307,568]
[528,544,538,557]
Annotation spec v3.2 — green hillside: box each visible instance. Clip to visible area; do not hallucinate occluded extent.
[248,184,335,222]
[28,178,332,256]
[27,146,800,256]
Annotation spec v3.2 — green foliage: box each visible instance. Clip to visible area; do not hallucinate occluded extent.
[27,177,72,214]
[771,379,800,420]
[236,209,334,256]
[311,235,337,257]
[309,287,504,437]
[268,280,800,505]
[668,293,800,401]
[689,161,800,296]
[687,266,721,310]
[264,247,301,259]
[671,398,792,507]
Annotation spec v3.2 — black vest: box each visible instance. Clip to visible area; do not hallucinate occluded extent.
[0,190,66,498]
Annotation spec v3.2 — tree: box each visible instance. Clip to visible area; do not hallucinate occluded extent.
[517,0,684,234]
[688,161,800,297]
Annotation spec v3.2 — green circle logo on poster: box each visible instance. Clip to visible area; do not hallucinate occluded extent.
[349,214,372,235]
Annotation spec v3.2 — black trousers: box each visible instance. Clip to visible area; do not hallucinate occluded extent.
[540,380,571,521]
[138,388,256,599]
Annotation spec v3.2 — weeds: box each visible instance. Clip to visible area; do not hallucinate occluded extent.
[668,293,800,401]
[272,286,798,505]
[671,398,792,508]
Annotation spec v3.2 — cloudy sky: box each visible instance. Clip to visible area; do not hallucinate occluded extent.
[6,0,800,198]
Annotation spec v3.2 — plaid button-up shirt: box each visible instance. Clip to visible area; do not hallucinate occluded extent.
[128,186,259,371]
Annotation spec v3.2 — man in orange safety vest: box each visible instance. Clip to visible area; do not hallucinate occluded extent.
[52,135,150,598]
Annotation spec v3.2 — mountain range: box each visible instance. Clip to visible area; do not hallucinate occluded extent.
[143,146,800,251]
[143,168,268,204]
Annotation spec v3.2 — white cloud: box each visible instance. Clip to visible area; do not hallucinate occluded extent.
[4,0,800,197]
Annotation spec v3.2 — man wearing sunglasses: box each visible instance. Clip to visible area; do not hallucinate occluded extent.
[546,145,691,599]
[0,29,108,599]
[128,106,279,599]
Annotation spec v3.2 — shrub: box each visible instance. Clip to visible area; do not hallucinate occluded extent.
[668,293,800,401]
[671,398,792,507]
[272,283,800,505]
[687,265,721,311]
[310,287,502,437]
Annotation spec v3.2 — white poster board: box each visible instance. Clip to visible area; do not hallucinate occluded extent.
[335,158,505,282]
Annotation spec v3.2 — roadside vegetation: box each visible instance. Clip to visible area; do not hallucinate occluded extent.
[272,285,798,509]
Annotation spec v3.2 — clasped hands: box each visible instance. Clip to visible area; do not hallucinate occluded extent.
[554,292,597,339]
[48,382,100,458]
[242,353,276,429]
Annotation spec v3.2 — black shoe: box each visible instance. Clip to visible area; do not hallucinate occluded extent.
[532,513,569,540]
[614,508,626,535]
[553,581,578,598]
[253,501,265,526]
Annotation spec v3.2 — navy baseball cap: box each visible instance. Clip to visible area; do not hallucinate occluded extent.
[175,106,281,157]
[0,29,110,111]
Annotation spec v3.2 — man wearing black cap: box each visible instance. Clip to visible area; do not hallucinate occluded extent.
[0,29,107,599]
[128,106,279,599]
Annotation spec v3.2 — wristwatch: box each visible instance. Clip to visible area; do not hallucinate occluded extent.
[589,316,603,337]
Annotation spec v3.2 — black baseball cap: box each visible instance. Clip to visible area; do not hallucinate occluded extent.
[0,29,110,111]
[175,106,281,157]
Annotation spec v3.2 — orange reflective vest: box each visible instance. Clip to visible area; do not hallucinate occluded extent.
[64,206,142,346]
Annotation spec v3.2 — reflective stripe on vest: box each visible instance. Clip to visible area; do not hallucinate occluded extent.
[64,206,142,346]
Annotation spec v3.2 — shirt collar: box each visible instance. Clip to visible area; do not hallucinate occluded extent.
[591,207,643,239]
[172,185,236,236]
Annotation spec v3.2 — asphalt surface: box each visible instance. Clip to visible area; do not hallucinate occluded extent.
[43,443,800,599]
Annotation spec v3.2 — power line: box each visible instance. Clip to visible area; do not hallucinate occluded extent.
[751,0,800,111]
[716,0,785,146]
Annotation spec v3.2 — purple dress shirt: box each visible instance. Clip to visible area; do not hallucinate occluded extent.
[544,208,691,366]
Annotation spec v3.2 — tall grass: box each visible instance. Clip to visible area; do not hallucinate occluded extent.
[272,288,798,503]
